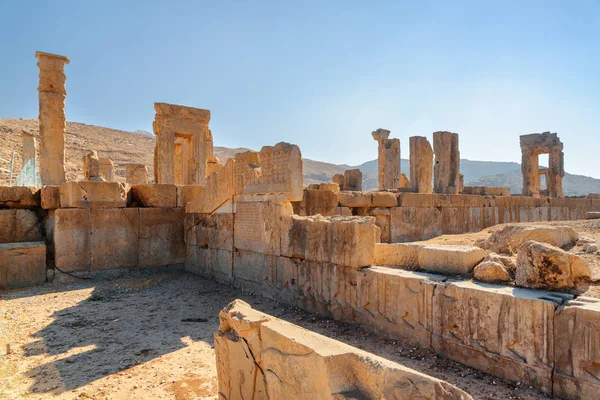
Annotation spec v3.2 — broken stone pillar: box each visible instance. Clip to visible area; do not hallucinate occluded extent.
[520,132,564,198]
[372,128,400,190]
[98,157,115,182]
[332,173,345,188]
[36,51,69,185]
[83,151,104,182]
[21,132,36,160]
[126,163,149,185]
[433,131,460,194]
[409,136,433,194]
[344,169,362,191]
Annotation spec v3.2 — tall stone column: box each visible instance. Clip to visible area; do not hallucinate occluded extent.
[433,131,460,194]
[36,51,69,185]
[521,150,539,197]
[548,148,564,198]
[153,117,175,184]
[409,136,433,194]
[174,139,183,184]
[372,129,400,191]
[190,125,210,185]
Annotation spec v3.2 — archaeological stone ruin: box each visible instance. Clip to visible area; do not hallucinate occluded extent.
[2,51,600,400]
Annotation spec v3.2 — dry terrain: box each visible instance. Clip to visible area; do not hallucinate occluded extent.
[1,268,553,400]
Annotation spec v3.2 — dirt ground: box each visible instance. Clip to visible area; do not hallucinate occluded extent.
[1,267,556,400]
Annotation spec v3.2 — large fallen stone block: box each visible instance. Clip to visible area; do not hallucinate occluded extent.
[0,209,42,244]
[0,186,40,208]
[281,215,378,268]
[374,243,421,267]
[138,208,186,268]
[433,281,571,393]
[476,224,579,254]
[131,184,177,207]
[215,299,472,400]
[0,241,46,289]
[374,243,487,275]
[473,253,515,284]
[418,245,488,275]
[553,297,600,400]
[515,240,591,291]
[59,181,128,208]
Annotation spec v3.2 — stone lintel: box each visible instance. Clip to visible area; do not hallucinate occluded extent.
[35,51,70,64]
[154,102,210,124]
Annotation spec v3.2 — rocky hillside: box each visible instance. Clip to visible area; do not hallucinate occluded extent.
[1,118,598,196]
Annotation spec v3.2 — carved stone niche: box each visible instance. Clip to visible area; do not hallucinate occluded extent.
[520,132,564,198]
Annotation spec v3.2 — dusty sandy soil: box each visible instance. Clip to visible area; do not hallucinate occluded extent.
[0,268,555,400]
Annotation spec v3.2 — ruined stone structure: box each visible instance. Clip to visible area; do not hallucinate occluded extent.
[409,136,433,194]
[126,163,149,185]
[433,131,460,194]
[98,157,114,182]
[372,128,400,190]
[36,51,69,185]
[82,150,104,181]
[521,132,564,198]
[153,103,220,185]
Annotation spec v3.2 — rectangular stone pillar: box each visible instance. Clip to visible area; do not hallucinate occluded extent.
[521,152,539,197]
[433,131,460,194]
[154,126,175,184]
[98,157,115,182]
[190,126,210,185]
[548,149,564,198]
[409,136,433,194]
[372,129,400,190]
[36,51,69,186]
[174,140,183,185]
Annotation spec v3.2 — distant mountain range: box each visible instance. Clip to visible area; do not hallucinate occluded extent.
[0,118,597,196]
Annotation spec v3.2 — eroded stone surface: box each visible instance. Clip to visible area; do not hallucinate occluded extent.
[0,241,46,289]
[476,224,579,254]
[409,136,433,194]
[372,128,400,191]
[215,299,472,400]
[125,163,149,185]
[59,181,127,208]
[433,131,460,194]
[515,240,591,291]
[131,184,177,208]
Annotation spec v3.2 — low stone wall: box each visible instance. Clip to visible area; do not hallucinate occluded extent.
[215,299,472,399]
[51,207,185,272]
[330,192,600,243]
[185,211,600,399]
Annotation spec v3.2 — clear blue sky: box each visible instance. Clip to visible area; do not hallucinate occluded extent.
[1,1,599,177]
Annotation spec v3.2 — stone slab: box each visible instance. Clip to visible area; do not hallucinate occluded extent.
[0,209,42,244]
[53,208,92,272]
[234,200,293,256]
[0,241,46,289]
[0,186,40,208]
[138,207,186,268]
[40,185,61,209]
[131,184,177,208]
[176,185,204,207]
[60,181,127,208]
[90,208,139,270]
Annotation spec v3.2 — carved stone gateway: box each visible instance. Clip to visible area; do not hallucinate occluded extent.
[520,132,564,198]
[153,103,220,185]
[372,128,400,190]
[36,51,69,185]
[433,131,460,194]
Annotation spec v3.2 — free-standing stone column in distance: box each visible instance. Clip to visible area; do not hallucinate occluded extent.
[433,131,460,194]
[372,129,400,190]
[21,132,36,160]
[36,51,70,185]
[409,136,433,194]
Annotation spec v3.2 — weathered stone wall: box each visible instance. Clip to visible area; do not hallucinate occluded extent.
[51,207,185,272]
[215,299,472,400]
[185,208,600,398]
[329,192,599,243]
